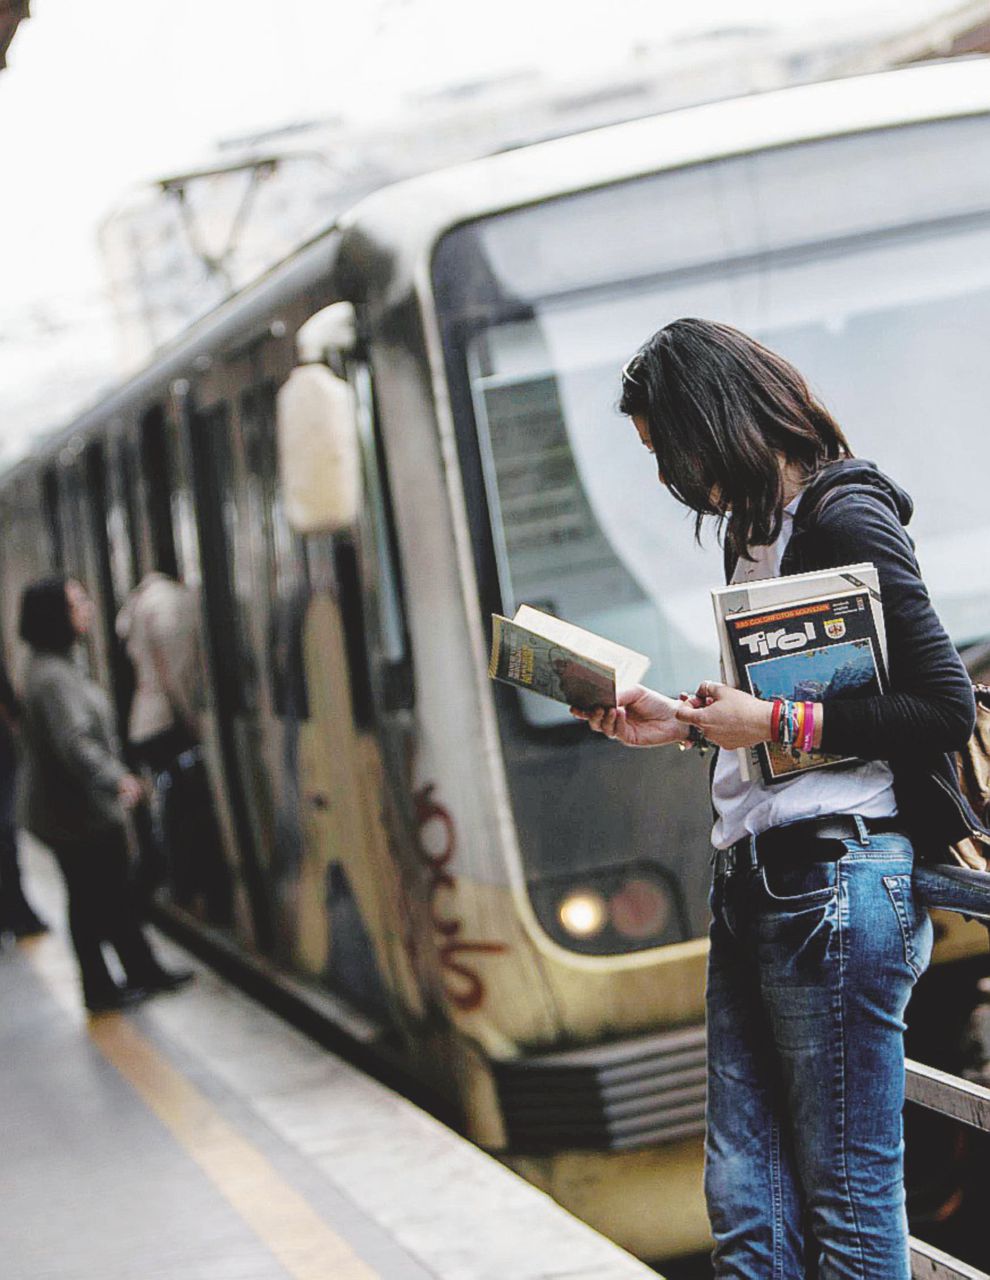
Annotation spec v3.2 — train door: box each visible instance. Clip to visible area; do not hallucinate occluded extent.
[275,316,431,1026]
[136,400,245,937]
[177,387,275,953]
[239,356,396,1012]
[238,375,317,968]
[90,429,170,892]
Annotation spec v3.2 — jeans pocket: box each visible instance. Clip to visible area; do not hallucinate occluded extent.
[883,874,932,980]
[759,859,837,908]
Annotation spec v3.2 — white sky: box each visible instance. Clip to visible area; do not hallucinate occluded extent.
[0,0,964,457]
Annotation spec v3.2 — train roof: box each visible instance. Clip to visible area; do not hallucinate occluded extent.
[9,58,990,477]
[337,58,990,307]
[2,229,342,479]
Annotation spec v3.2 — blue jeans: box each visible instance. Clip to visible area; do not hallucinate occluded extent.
[705,824,933,1279]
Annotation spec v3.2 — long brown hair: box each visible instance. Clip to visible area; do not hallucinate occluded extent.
[19,576,75,655]
[619,318,852,560]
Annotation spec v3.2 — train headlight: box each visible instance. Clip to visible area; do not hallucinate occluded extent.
[530,864,685,954]
[609,877,671,941]
[558,889,608,939]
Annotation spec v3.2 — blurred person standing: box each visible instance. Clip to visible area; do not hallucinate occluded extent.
[116,573,233,926]
[0,654,47,939]
[18,577,192,1014]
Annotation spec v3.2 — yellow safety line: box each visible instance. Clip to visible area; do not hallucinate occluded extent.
[22,937,380,1280]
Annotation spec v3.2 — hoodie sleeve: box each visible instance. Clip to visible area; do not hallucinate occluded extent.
[808,491,975,759]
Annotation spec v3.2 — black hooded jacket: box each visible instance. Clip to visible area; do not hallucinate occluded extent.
[723,458,982,859]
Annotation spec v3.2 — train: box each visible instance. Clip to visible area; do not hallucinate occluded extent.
[3,58,990,1265]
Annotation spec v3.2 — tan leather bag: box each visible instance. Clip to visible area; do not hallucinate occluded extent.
[949,684,990,871]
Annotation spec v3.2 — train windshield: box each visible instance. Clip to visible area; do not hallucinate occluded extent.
[433,115,990,953]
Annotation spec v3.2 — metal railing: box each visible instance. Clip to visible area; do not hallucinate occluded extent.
[906,1059,990,1280]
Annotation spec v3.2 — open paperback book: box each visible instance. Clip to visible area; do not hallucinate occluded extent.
[712,563,888,785]
[488,605,650,711]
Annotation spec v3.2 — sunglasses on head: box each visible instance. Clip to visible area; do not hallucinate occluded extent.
[621,355,641,389]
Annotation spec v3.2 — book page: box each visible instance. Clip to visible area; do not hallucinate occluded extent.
[513,605,650,689]
[711,591,756,781]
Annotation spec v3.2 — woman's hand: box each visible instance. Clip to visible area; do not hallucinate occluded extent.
[117,773,146,810]
[570,685,690,748]
[674,681,773,750]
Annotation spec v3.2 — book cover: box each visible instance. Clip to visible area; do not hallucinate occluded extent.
[712,563,886,782]
[488,607,650,712]
[724,588,886,785]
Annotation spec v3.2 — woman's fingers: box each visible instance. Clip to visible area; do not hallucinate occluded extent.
[571,702,633,742]
[579,706,612,734]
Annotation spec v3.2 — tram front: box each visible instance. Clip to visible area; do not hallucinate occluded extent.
[321,62,990,1264]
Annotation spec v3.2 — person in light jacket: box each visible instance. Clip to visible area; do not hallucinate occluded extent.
[116,571,202,757]
[116,572,232,925]
[18,576,192,1013]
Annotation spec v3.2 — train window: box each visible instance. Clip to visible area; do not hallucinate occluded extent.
[139,405,179,578]
[353,360,407,680]
[303,360,411,731]
[41,465,64,571]
[466,323,660,728]
[241,382,310,720]
[61,463,108,680]
[84,442,116,608]
[118,436,144,588]
[84,440,133,732]
[187,402,249,716]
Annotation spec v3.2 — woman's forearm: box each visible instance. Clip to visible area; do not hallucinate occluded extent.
[819,687,975,759]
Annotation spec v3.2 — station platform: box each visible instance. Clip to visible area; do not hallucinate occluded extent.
[2,844,658,1280]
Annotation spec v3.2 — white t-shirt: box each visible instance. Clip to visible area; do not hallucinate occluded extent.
[710,496,897,850]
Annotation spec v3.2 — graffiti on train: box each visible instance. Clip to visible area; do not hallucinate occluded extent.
[414,783,507,1012]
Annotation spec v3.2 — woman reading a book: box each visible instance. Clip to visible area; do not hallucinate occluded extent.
[571,318,978,1280]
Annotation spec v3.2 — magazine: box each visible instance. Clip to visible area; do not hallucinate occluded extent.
[714,565,887,785]
[488,605,650,711]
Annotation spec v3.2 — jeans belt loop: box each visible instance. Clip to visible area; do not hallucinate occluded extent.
[853,813,870,845]
[747,834,758,870]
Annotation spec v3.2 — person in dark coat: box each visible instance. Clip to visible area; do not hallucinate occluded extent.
[573,319,980,1279]
[0,655,47,939]
[17,576,192,1013]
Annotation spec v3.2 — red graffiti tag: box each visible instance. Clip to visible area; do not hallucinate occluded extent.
[413,783,507,1012]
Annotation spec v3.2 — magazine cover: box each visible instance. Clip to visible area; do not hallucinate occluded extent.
[489,615,617,710]
[712,563,885,782]
[725,589,887,785]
